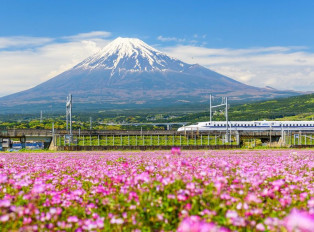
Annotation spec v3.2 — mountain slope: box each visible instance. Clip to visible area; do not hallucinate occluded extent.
[0,37,299,112]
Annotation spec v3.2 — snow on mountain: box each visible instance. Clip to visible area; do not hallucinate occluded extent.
[74,37,188,76]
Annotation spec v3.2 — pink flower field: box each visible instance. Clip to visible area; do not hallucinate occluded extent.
[0,150,313,231]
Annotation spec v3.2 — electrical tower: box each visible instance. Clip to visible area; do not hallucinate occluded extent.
[66,94,72,138]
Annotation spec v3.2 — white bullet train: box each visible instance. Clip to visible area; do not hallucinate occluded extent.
[177,121,314,132]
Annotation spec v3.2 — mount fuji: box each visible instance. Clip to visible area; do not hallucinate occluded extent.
[0,37,298,112]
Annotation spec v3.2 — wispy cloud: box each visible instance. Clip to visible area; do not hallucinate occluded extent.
[63,31,112,41]
[0,36,54,49]
[162,45,314,91]
[157,36,185,43]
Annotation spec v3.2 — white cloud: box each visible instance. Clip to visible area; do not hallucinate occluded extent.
[0,32,112,97]
[162,45,314,91]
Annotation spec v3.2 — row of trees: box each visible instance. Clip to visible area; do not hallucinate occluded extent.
[0,118,166,131]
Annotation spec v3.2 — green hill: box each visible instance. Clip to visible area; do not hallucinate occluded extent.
[172,93,314,123]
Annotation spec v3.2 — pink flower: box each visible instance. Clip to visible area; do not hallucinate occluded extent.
[157,214,163,220]
[110,217,124,224]
[256,223,265,231]
[186,183,195,190]
[171,147,181,155]
[23,217,32,225]
[214,181,222,193]
[178,194,188,201]
[308,198,314,208]
[0,174,7,183]
[0,199,11,207]
[226,210,238,219]
[272,179,285,189]
[300,192,308,201]
[284,209,314,232]
[72,189,84,196]
[177,216,217,232]
[0,214,9,222]
[128,191,139,202]
[245,193,261,204]
[67,216,79,223]
[184,203,192,211]
[32,184,45,194]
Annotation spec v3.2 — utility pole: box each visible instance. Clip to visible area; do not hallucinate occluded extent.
[90,117,92,130]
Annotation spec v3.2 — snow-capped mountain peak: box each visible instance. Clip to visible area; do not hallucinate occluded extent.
[75,37,188,76]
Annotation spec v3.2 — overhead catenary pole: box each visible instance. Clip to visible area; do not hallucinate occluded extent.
[210,95,229,143]
[210,94,212,123]
[52,122,55,146]
[40,110,43,123]
[66,94,72,141]
[225,97,229,143]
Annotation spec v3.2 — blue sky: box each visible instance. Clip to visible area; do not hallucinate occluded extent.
[2,0,314,48]
[0,0,314,96]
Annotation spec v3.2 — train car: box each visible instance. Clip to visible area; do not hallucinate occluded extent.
[177,121,314,132]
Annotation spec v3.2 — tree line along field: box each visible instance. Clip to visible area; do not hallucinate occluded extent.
[0,93,313,131]
[0,150,313,231]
